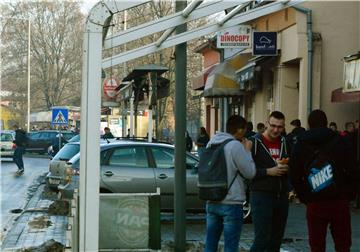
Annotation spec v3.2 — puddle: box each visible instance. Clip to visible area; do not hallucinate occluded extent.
[48,200,69,216]
[15,239,64,252]
[28,215,52,230]
[10,209,23,214]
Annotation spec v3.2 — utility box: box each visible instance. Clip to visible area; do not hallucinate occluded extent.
[99,190,161,250]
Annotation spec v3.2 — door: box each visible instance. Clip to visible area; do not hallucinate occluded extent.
[150,146,202,210]
[100,145,156,193]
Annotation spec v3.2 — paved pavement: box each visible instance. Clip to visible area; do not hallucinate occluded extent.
[1,156,360,251]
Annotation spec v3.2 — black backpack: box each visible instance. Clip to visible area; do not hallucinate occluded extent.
[197,138,240,201]
[303,135,350,199]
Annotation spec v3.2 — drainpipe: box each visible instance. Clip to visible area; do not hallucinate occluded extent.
[293,6,313,115]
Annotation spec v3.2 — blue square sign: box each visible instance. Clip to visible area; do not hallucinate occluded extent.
[253,32,277,56]
[52,108,68,125]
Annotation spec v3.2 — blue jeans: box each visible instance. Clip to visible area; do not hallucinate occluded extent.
[205,203,243,252]
[250,191,289,252]
[13,146,25,170]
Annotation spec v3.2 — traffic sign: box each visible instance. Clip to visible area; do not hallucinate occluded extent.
[103,77,119,99]
[253,32,277,56]
[52,107,68,125]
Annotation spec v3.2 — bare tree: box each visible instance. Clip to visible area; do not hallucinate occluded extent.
[1,1,84,111]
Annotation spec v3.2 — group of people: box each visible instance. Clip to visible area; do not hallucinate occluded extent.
[202,110,359,252]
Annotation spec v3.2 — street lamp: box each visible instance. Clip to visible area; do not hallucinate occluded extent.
[1,17,31,132]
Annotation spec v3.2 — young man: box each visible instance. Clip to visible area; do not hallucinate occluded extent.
[102,127,114,139]
[205,115,256,252]
[290,109,358,252]
[13,125,27,174]
[249,111,290,252]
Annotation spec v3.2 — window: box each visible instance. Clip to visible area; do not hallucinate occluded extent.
[108,146,148,168]
[152,147,199,169]
[1,133,13,141]
[53,144,80,161]
[30,132,41,140]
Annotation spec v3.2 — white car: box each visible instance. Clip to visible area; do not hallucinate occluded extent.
[0,132,16,159]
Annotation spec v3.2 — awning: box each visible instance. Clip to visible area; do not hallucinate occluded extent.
[192,64,218,90]
[236,62,256,85]
[331,88,360,103]
[203,61,244,97]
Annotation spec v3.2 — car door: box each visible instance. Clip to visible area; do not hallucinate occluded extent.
[100,145,157,194]
[150,146,202,210]
[27,132,42,151]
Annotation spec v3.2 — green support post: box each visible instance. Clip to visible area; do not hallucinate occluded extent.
[150,72,158,138]
[174,1,187,251]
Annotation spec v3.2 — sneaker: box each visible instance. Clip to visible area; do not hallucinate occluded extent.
[18,168,24,174]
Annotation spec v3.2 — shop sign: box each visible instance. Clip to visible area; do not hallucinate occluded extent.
[253,32,277,56]
[343,58,360,92]
[217,26,252,48]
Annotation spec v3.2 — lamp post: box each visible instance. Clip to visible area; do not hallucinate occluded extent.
[1,17,31,132]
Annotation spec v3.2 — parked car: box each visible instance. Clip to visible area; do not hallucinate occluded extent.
[26,130,76,154]
[0,131,16,159]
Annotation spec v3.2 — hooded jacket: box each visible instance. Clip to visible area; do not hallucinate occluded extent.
[206,132,256,204]
[290,127,358,204]
[249,133,289,194]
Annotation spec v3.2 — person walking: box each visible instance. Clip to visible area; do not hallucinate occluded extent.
[205,115,256,252]
[249,111,290,252]
[290,109,358,252]
[12,125,27,175]
[196,127,210,157]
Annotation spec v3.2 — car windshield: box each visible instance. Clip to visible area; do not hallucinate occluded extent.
[1,133,13,141]
[68,134,80,142]
[53,143,80,161]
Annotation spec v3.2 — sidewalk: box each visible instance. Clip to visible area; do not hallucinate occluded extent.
[2,178,360,251]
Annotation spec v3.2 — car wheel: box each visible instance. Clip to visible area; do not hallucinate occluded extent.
[243,200,252,223]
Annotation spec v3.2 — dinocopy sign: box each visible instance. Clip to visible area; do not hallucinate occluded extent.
[253,32,277,56]
[217,26,252,48]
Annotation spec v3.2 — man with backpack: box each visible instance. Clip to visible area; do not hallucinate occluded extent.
[290,109,358,252]
[198,115,256,252]
[249,111,290,252]
[13,124,27,175]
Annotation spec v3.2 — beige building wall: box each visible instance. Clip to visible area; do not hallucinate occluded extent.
[299,1,360,130]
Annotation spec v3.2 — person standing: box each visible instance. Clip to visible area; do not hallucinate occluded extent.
[186,131,193,152]
[290,109,358,252]
[196,127,210,157]
[249,111,290,252]
[102,127,114,139]
[205,115,256,252]
[256,122,266,134]
[13,125,27,174]
[245,122,256,138]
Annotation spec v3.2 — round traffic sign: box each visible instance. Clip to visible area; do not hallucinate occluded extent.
[103,77,119,99]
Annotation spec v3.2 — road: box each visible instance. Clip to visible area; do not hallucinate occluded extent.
[0,156,50,240]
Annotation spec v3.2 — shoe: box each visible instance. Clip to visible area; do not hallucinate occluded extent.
[18,168,24,174]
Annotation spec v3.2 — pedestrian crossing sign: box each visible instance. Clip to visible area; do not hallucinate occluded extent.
[52,108,68,125]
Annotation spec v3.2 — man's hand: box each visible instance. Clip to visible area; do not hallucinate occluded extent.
[266,165,289,176]
[242,138,253,151]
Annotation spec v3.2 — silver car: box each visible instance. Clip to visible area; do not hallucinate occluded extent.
[0,132,16,159]
[62,141,203,211]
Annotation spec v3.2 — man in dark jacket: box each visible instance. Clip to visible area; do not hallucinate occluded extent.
[286,119,305,151]
[290,109,358,252]
[249,111,290,252]
[13,125,27,174]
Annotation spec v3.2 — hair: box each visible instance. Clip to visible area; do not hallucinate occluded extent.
[290,119,301,127]
[308,109,328,129]
[200,127,207,135]
[269,111,285,120]
[329,122,337,128]
[104,127,110,131]
[226,115,247,134]
[246,122,253,131]
[257,122,265,130]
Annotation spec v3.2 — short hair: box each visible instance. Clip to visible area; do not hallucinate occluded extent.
[246,122,253,131]
[257,122,265,130]
[104,127,110,131]
[329,122,337,127]
[308,109,328,129]
[226,115,247,134]
[269,111,285,120]
[290,119,301,127]
[345,122,354,129]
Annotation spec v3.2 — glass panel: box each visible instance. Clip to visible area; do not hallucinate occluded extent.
[108,147,148,168]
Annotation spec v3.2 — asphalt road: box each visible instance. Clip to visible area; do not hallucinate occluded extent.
[0,156,50,240]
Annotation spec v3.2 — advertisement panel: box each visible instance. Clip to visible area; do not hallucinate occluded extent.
[217,26,252,49]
